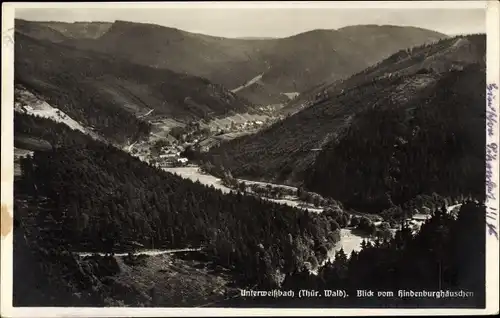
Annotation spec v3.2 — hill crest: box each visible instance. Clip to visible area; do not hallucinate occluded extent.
[16,19,447,106]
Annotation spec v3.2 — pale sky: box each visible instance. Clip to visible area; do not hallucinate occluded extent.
[15,7,486,38]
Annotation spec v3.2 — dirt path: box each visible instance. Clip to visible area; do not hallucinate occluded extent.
[230,74,264,93]
[139,109,154,118]
[76,247,202,257]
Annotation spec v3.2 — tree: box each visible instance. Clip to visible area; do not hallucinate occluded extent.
[308,255,319,270]
[350,216,360,227]
[360,239,368,250]
[357,217,373,234]
[333,248,348,278]
[238,181,246,193]
[313,196,321,207]
[297,187,305,199]
[324,207,342,219]
[378,222,393,240]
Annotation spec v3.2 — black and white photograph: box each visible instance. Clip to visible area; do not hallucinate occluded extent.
[1,1,499,316]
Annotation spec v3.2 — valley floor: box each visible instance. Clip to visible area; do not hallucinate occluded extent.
[162,166,377,257]
[160,166,462,260]
[164,166,324,212]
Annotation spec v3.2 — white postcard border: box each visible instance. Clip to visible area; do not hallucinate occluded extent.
[1,1,499,317]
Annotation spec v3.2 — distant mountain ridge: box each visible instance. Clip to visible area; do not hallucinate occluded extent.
[236,36,277,40]
[16,19,447,105]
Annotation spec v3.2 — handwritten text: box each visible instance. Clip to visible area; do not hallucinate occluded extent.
[486,83,499,239]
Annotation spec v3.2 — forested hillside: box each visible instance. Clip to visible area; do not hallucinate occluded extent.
[36,21,113,39]
[15,18,69,43]
[17,19,445,105]
[306,65,485,212]
[227,201,486,308]
[14,31,251,144]
[13,114,341,305]
[14,112,98,151]
[283,34,485,115]
[205,35,486,213]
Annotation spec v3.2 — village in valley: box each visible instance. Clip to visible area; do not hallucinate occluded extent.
[128,114,280,169]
